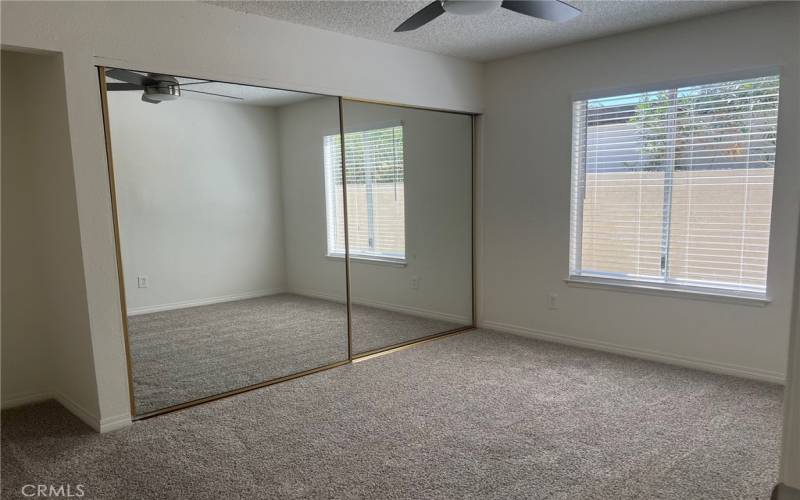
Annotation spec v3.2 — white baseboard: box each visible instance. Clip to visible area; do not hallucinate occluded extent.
[1,391,51,409]
[53,392,131,433]
[292,288,471,324]
[127,288,287,316]
[357,297,471,325]
[479,319,786,384]
[98,412,133,433]
[291,288,347,305]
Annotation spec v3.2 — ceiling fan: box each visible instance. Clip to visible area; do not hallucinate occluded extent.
[395,0,581,32]
[104,68,243,104]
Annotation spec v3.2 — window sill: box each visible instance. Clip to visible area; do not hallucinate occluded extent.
[564,276,770,307]
[326,254,407,268]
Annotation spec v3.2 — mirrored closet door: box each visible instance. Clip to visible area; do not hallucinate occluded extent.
[339,100,473,356]
[101,68,475,418]
[102,68,349,415]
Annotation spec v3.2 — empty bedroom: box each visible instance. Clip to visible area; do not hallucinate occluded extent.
[1,1,799,499]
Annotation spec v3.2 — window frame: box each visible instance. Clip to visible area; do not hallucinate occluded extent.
[567,69,781,302]
[323,121,407,265]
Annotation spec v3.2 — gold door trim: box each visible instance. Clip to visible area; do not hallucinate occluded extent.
[342,96,477,117]
[339,97,354,360]
[97,66,138,417]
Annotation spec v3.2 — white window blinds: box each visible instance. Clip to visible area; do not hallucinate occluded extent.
[324,124,405,261]
[570,74,780,295]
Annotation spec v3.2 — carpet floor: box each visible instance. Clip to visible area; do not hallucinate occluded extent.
[128,293,461,413]
[1,329,783,499]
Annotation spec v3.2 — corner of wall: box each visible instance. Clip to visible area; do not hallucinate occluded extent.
[53,392,131,433]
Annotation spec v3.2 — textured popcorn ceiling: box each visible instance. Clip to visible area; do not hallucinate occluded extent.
[208,1,757,62]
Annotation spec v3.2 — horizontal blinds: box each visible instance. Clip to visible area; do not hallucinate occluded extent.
[323,134,346,255]
[324,125,405,259]
[570,75,779,293]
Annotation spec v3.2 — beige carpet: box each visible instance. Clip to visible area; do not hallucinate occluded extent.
[0,329,782,499]
[127,293,462,413]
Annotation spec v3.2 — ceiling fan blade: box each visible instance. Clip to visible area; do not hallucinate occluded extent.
[106,83,143,91]
[182,89,244,100]
[395,1,445,32]
[141,95,161,104]
[106,68,150,86]
[501,0,581,22]
[176,80,216,87]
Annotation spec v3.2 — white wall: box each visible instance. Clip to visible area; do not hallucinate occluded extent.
[480,3,800,382]
[276,97,349,306]
[278,98,472,323]
[2,51,50,406]
[0,1,483,428]
[1,50,101,428]
[106,92,286,313]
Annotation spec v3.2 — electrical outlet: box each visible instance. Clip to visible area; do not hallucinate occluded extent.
[411,276,420,290]
[137,275,149,289]
[547,292,558,310]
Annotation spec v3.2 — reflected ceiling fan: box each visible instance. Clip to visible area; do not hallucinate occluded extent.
[105,68,243,104]
[395,0,581,32]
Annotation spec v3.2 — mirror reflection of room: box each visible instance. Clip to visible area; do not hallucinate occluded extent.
[105,69,348,415]
[339,100,473,355]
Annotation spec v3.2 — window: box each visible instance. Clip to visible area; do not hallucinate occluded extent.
[324,124,405,263]
[569,74,780,297]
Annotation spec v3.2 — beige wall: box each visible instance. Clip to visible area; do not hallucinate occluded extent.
[0,50,100,427]
[580,171,665,277]
[338,184,406,257]
[581,169,773,289]
[481,3,799,382]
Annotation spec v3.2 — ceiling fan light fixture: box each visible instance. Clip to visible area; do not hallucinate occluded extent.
[143,83,181,102]
[442,0,502,16]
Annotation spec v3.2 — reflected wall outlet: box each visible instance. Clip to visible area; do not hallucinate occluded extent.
[411,276,420,290]
[137,275,149,289]
[547,293,558,310]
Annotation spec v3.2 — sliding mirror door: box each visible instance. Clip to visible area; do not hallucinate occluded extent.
[102,68,348,415]
[339,100,473,355]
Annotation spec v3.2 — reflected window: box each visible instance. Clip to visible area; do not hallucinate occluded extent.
[324,124,406,263]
